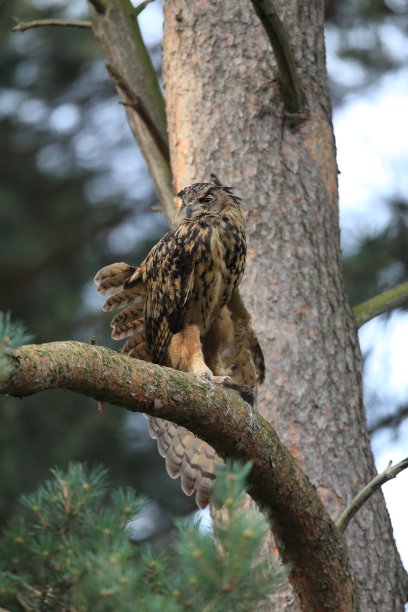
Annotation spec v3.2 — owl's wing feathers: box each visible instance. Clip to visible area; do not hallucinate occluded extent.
[110,302,144,339]
[148,416,218,509]
[143,227,196,364]
[94,262,143,313]
[94,262,151,360]
[102,288,139,313]
[94,262,136,296]
[122,328,151,361]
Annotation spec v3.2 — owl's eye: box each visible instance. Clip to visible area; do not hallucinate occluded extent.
[200,195,214,204]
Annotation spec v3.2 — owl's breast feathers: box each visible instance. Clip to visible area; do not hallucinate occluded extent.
[136,209,246,364]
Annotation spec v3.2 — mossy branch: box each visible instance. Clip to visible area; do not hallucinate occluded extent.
[88,0,175,221]
[249,0,307,121]
[0,340,357,611]
[353,281,408,328]
[134,0,157,17]
[336,458,408,534]
[12,19,91,32]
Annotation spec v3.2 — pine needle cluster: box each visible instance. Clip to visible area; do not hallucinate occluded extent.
[0,311,34,354]
[0,462,286,611]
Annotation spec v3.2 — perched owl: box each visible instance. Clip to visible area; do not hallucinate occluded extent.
[95,183,263,508]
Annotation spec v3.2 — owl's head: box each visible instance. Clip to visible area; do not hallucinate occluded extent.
[176,182,241,222]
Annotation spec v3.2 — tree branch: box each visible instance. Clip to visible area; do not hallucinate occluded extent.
[88,0,175,223]
[0,341,357,611]
[12,19,91,32]
[368,404,408,436]
[336,458,408,534]
[249,0,307,121]
[106,63,170,165]
[134,0,157,17]
[353,281,408,328]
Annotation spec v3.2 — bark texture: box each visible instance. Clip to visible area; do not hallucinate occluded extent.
[163,0,407,609]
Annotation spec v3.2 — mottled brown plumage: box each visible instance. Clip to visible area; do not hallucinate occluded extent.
[95,183,263,508]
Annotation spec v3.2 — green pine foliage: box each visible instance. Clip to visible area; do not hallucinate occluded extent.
[0,312,34,353]
[174,462,286,611]
[0,462,286,611]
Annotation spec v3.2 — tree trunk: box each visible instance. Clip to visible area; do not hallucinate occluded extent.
[163,1,407,609]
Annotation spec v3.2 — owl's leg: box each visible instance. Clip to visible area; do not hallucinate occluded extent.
[167,324,230,383]
[203,307,234,377]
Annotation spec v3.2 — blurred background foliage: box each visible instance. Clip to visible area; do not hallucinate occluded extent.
[0,0,407,531]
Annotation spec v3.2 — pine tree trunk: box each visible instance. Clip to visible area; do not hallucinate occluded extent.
[163,1,407,608]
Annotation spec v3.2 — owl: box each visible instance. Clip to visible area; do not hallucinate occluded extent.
[95,183,264,508]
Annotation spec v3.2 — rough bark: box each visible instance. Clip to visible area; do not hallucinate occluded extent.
[0,341,357,611]
[163,0,407,609]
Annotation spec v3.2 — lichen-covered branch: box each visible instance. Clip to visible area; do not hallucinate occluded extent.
[12,19,91,32]
[353,281,408,328]
[336,458,408,534]
[249,0,307,120]
[0,341,357,611]
[88,0,175,221]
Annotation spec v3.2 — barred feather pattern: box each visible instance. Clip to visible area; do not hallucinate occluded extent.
[148,417,220,509]
[94,262,150,359]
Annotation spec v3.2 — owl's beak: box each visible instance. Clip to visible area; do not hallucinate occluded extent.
[184,205,193,219]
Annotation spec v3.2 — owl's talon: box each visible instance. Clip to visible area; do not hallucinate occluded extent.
[196,371,232,385]
[210,375,232,385]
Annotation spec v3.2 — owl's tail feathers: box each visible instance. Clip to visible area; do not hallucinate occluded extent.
[147,417,219,509]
